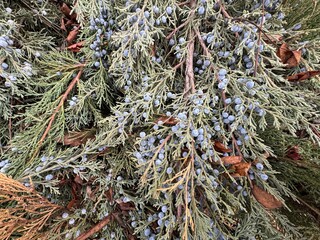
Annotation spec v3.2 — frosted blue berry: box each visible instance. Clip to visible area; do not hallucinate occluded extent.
[193,108,200,115]
[161,205,168,213]
[0,40,8,48]
[169,39,175,46]
[191,129,199,137]
[166,6,173,15]
[198,6,205,15]
[293,23,302,30]
[153,6,160,14]
[246,81,255,89]
[1,62,8,70]
[139,132,146,138]
[166,167,173,174]
[237,185,243,191]
[203,60,210,67]
[94,61,100,67]
[222,112,229,118]
[246,62,253,69]
[218,82,226,89]
[207,34,214,44]
[62,212,69,219]
[260,173,268,181]
[218,69,227,76]
[45,174,54,181]
[227,115,235,121]
[256,163,264,170]
[69,218,75,225]
[225,98,232,104]
[144,228,151,237]
[35,166,43,172]
[161,16,167,23]
[179,37,185,44]
[144,11,150,18]
[81,208,87,214]
[234,97,242,104]
[247,41,255,49]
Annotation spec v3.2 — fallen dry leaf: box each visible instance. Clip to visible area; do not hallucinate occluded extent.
[214,141,232,153]
[277,43,302,68]
[221,155,242,165]
[66,28,79,45]
[60,3,77,21]
[231,162,251,177]
[252,184,282,209]
[286,146,302,160]
[57,129,96,146]
[287,70,320,81]
[262,34,283,44]
[154,116,179,126]
[66,41,85,52]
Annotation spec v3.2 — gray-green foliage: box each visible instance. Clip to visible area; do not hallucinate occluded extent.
[0,0,319,239]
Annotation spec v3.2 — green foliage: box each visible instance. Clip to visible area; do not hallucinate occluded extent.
[0,0,319,239]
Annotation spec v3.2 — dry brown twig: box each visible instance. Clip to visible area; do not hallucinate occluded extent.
[29,67,84,162]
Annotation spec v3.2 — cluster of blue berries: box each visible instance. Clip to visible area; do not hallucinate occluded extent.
[89,10,114,69]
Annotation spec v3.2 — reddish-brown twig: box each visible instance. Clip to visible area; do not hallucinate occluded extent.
[29,68,83,162]
[194,28,210,57]
[75,214,113,240]
[173,60,185,70]
[217,0,232,19]
[166,19,192,40]
[166,1,196,40]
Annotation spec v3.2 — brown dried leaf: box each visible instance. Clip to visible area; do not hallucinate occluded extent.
[60,3,71,17]
[287,70,320,81]
[221,156,242,165]
[276,43,302,68]
[214,141,232,153]
[154,116,179,126]
[66,28,79,45]
[105,188,113,203]
[231,162,251,176]
[252,184,282,209]
[60,18,66,31]
[286,146,302,160]
[262,34,283,44]
[66,41,85,52]
[58,129,96,146]
[60,3,77,20]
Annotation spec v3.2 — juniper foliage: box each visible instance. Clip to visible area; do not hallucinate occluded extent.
[0,0,319,239]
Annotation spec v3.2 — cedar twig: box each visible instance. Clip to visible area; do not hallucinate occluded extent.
[75,215,113,240]
[29,67,83,162]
